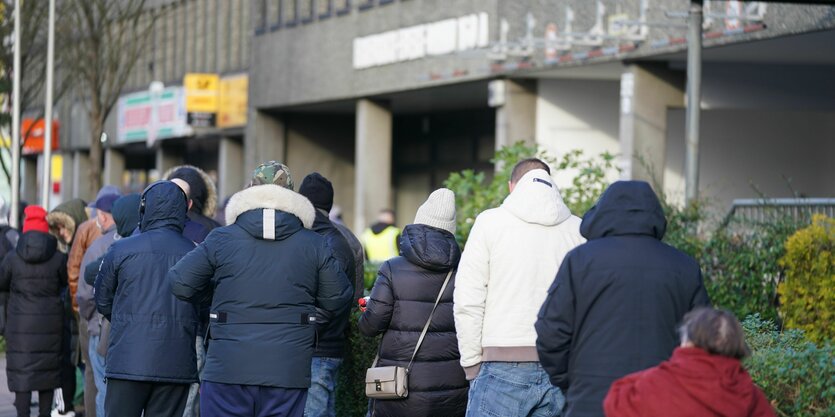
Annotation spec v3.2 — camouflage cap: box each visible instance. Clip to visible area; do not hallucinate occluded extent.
[250,161,294,190]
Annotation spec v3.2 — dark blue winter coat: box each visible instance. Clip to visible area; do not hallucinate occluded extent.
[95,181,199,384]
[310,209,355,358]
[168,184,352,389]
[535,181,710,417]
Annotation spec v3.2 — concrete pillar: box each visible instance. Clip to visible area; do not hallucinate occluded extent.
[61,152,74,202]
[103,147,125,189]
[72,150,92,200]
[244,109,285,177]
[495,79,538,151]
[155,143,183,174]
[354,99,392,232]
[619,64,684,185]
[218,137,245,200]
[21,157,37,204]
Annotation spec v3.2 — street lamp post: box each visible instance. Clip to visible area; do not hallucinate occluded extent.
[684,0,703,204]
[40,0,56,208]
[10,0,22,227]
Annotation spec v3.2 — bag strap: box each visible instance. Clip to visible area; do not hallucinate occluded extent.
[406,269,454,372]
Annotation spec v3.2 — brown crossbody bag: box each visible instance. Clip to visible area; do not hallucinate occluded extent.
[365,269,454,400]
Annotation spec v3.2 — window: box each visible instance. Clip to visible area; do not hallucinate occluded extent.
[255,0,268,34]
[300,0,314,23]
[357,0,374,12]
[318,0,332,19]
[334,0,350,16]
[283,0,298,27]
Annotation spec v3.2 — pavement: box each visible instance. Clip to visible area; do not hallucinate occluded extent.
[0,353,40,417]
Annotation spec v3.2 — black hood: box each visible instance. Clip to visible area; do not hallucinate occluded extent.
[399,224,460,272]
[16,231,58,263]
[580,181,667,241]
[139,181,188,233]
[112,194,141,237]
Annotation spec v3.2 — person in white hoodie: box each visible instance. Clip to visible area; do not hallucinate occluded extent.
[454,158,585,417]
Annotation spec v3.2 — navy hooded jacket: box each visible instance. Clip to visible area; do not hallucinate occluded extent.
[168,184,352,388]
[535,181,710,417]
[95,181,199,384]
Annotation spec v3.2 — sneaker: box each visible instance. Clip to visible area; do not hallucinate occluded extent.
[51,409,76,417]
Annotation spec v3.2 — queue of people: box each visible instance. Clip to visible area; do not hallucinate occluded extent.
[0,156,777,417]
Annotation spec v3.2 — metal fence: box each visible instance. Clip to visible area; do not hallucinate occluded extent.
[723,198,835,226]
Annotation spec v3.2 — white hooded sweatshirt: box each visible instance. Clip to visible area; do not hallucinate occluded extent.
[453,169,585,378]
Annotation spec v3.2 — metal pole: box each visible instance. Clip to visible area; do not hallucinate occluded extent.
[10,0,22,228]
[685,0,703,203]
[41,0,56,208]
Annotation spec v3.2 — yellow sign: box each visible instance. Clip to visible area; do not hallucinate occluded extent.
[218,75,248,129]
[184,73,220,113]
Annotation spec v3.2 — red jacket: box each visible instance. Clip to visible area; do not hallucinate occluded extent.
[604,347,776,417]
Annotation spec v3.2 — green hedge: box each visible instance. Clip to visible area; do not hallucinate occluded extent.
[743,315,835,416]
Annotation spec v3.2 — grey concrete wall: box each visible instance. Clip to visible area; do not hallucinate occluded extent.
[283,113,357,230]
[665,109,835,211]
[250,0,835,109]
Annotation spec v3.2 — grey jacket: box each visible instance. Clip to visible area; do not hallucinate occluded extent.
[76,226,118,337]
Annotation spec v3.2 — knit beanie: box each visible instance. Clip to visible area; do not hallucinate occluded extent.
[414,188,457,234]
[299,173,334,212]
[23,205,49,233]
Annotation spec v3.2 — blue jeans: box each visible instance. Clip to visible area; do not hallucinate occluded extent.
[183,335,206,417]
[303,357,343,417]
[466,362,565,417]
[89,334,107,417]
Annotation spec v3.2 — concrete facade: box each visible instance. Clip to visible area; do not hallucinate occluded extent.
[32,0,834,224]
[355,100,393,231]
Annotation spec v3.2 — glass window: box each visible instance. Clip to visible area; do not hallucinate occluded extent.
[300,0,314,23]
[283,0,298,26]
[318,0,331,18]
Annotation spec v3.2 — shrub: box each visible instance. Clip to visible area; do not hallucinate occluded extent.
[335,308,380,417]
[743,315,835,416]
[444,142,616,244]
[778,215,835,344]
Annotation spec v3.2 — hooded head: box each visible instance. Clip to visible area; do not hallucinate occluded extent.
[414,188,457,235]
[46,198,90,244]
[139,181,189,233]
[112,194,141,237]
[165,165,218,218]
[23,206,50,234]
[580,181,666,241]
[299,172,334,212]
[502,169,572,226]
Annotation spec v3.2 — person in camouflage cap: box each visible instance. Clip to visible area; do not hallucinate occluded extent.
[250,161,294,190]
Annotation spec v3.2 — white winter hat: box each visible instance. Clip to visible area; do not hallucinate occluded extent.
[414,188,457,234]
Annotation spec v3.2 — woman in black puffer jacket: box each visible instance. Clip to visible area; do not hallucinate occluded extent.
[359,189,467,417]
[0,206,68,417]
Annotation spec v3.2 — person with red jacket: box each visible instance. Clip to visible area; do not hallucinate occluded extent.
[604,308,776,417]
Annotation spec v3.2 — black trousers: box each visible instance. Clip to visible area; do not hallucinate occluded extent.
[14,390,53,417]
[105,378,190,417]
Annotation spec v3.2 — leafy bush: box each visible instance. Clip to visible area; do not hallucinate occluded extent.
[743,315,835,417]
[335,309,380,417]
[444,142,616,244]
[778,215,835,344]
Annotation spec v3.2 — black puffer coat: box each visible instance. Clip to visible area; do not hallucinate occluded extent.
[535,181,711,417]
[0,231,67,392]
[359,224,468,417]
[311,209,356,358]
